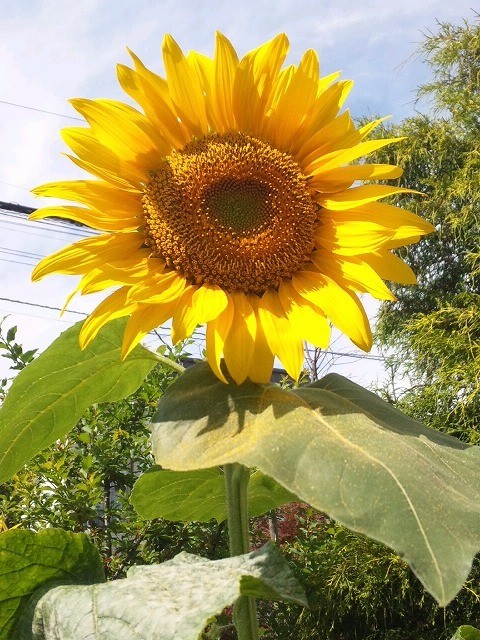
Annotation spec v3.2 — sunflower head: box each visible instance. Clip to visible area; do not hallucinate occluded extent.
[31,32,434,384]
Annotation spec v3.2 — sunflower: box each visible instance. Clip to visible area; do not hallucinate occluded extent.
[31,33,433,384]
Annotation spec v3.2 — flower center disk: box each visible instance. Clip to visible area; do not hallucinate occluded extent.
[142,132,318,294]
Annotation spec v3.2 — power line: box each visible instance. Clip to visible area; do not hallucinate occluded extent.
[0,296,384,361]
[0,246,45,260]
[0,211,95,238]
[326,350,384,361]
[0,201,35,215]
[0,181,31,192]
[0,258,36,267]
[0,296,87,317]
[0,99,82,122]
[0,296,176,341]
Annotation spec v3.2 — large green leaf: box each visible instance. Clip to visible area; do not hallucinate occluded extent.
[150,363,480,606]
[451,627,480,640]
[20,543,306,640]
[0,318,158,484]
[131,467,295,522]
[0,528,104,639]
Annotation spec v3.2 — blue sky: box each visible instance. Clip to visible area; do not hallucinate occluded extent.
[0,0,476,382]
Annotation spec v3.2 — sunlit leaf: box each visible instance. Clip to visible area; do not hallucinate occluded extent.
[450,626,480,640]
[150,362,480,606]
[0,319,159,484]
[0,528,104,640]
[131,467,296,522]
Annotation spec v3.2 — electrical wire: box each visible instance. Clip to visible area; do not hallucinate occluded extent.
[0,180,31,192]
[0,99,82,121]
[0,210,95,238]
[0,296,87,316]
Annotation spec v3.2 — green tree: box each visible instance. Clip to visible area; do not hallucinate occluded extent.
[372,15,480,441]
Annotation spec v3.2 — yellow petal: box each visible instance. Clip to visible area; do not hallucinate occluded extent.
[358,116,391,140]
[118,54,191,149]
[315,220,396,256]
[206,292,235,384]
[192,283,229,323]
[127,49,191,141]
[213,31,239,132]
[361,249,417,284]
[172,283,228,343]
[278,279,331,349]
[69,98,167,170]
[122,298,179,359]
[266,49,319,149]
[306,137,404,177]
[61,127,145,189]
[66,269,119,301]
[265,65,295,114]
[233,33,289,136]
[320,202,435,238]
[310,252,396,300]
[73,260,158,294]
[223,291,257,384]
[171,286,195,343]
[292,270,372,351]
[69,255,161,292]
[33,179,142,217]
[30,205,139,232]
[188,50,227,134]
[296,111,357,169]
[248,296,275,384]
[310,164,403,194]
[31,232,145,280]
[256,288,304,381]
[128,270,186,304]
[162,34,209,137]
[293,80,353,152]
[79,287,137,349]
[317,185,417,210]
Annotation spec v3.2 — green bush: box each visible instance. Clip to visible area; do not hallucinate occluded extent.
[254,508,480,640]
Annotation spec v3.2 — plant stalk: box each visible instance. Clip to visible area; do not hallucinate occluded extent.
[224,463,259,640]
[152,352,186,374]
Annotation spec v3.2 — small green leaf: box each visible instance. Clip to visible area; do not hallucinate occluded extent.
[450,626,480,640]
[150,363,480,606]
[131,468,226,522]
[0,528,104,639]
[22,543,306,640]
[131,467,295,522]
[5,327,16,343]
[0,318,158,484]
[22,350,38,363]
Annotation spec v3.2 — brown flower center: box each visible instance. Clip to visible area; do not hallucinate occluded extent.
[142,132,317,294]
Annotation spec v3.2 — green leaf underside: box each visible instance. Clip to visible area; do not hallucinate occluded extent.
[23,543,306,640]
[0,528,104,640]
[131,467,296,522]
[450,626,480,640]
[150,363,480,606]
[0,318,158,484]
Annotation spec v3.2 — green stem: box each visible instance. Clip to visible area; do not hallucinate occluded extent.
[152,352,186,374]
[224,463,259,640]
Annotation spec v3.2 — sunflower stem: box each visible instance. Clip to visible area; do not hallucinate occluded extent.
[224,463,259,640]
